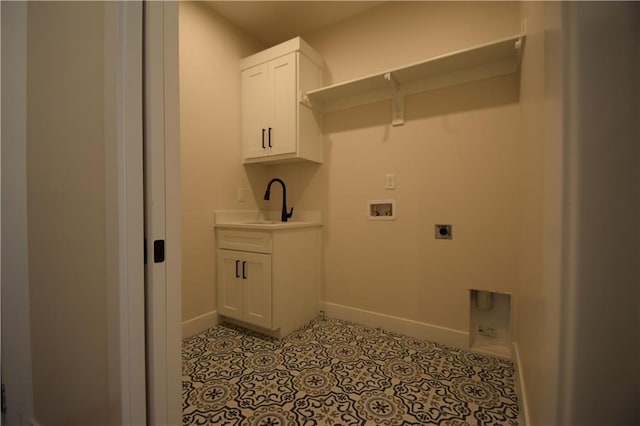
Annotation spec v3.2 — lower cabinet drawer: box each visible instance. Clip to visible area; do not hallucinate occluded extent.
[217,230,272,253]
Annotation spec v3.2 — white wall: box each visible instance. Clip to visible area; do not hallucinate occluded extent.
[559,3,639,424]
[517,2,640,424]
[179,2,265,328]
[1,2,34,424]
[3,3,146,424]
[272,2,522,333]
[26,3,111,424]
[516,2,564,424]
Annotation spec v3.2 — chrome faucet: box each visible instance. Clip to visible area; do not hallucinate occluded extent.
[264,178,293,222]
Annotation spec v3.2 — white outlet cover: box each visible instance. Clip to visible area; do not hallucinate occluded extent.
[385,174,396,190]
[237,188,246,202]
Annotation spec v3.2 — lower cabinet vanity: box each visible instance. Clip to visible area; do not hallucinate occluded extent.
[215,219,321,338]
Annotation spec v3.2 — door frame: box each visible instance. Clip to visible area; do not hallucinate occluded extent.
[108,1,181,424]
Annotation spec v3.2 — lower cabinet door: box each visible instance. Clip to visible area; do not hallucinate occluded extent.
[217,249,272,329]
[242,252,272,329]
[217,249,242,320]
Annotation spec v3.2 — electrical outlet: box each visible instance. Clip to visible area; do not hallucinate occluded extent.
[478,326,498,338]
[385,174,396,190]
[237,188,246,202]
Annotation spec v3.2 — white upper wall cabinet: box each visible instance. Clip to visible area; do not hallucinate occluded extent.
[241,37,324,164]
[302,34,526,126]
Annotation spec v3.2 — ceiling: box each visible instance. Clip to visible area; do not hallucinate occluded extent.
[204,1,384,46]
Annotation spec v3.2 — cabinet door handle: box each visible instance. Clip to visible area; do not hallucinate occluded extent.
[268,127,272,148]
[261,128,265,149]
[235,260,240,278]
[242,261,247,279]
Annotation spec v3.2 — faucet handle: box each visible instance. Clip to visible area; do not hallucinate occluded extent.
[287,207,294,220]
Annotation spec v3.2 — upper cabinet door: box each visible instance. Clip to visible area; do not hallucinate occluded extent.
[241,63,269,160]
[240,38,323,165]
[268,52,297,157]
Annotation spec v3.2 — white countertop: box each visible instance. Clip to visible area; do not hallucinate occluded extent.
[214,210,322,231]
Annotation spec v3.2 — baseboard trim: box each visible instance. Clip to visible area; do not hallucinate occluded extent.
[319,301,469,350]
[512,342,530,426]
[182,310,219,339]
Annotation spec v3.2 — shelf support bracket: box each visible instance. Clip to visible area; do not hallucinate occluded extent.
[391,92,405,127]
[299,90,313,109]
[384,72,399,91]
[384,72,404,126]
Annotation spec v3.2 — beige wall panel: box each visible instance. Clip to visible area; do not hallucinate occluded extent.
[303,1,521,86]
[27,2,109,424]
[179,2,265,322]
[270,1,522,331]
[516,2,553,424]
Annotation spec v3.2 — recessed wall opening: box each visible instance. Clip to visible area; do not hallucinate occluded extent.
[367,199,396,220]
[469,290,512,358]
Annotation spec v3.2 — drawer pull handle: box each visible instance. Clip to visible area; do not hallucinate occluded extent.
[261,128,265,149]
[242,261,247,279]
[235,260,240,278]
[268,127,272,148]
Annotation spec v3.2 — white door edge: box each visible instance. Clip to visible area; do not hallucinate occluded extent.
[105,1,146,424]
[144,2,181,425]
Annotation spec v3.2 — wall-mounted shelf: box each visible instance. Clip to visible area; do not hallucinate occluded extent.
[302,34,526,126]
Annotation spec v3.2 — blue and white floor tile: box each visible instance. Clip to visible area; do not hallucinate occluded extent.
[182,316,520,425]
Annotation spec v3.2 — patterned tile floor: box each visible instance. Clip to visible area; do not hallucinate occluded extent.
[182,316,520,425]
